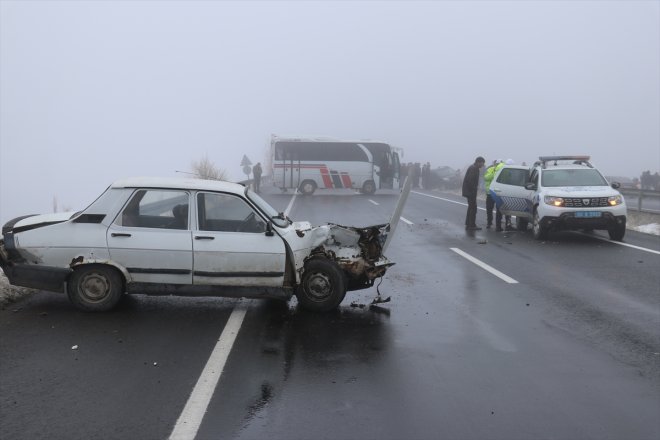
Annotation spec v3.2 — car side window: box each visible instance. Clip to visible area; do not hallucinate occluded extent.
[115,189,189,229]
[197,192,265,233]
[496,168,528,187]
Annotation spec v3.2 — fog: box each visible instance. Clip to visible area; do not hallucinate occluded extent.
[1,1,658,224]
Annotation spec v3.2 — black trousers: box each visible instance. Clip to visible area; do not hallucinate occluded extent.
[465,195,477,227]
[486,194,495,225]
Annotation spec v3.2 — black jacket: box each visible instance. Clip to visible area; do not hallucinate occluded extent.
[462,164,480,197]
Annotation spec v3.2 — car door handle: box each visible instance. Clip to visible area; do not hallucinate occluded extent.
[195,236,215,240]
[111,233,132,237]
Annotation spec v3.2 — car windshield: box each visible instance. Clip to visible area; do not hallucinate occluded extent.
[245,189,290,228]
[541,169,608,187]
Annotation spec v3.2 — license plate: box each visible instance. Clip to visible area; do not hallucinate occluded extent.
[575,211,601,218]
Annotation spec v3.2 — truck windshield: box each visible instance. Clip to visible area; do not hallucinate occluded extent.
[542,169,608,187]
[246,189,290,228]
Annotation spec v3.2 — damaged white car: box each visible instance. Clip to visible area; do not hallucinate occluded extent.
[0,177,410,312]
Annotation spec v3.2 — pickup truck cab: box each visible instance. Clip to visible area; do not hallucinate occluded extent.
[489,156,627,241]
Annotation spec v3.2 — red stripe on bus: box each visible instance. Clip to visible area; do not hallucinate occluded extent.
[340,173,352,188]
[320,167,333,188]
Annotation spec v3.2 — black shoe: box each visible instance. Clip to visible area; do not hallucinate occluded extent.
[467,226,482,231]
[505,225,515,231]
[496,226,503,232]
[486,223,492,229]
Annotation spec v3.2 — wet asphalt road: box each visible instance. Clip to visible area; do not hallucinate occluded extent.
[1,188,659,440]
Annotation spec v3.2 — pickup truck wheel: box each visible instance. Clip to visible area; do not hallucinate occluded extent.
[516,217,529,231]
[67,265,124,312]
[296,259,346,312]
[608,219,626,241]
[532,209,548,240]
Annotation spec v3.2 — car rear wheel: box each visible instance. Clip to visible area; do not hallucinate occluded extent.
[299,180,317,195]
[67,265,124,312]
[296,258,346,312]
[516,217,529,231]
[608,218,626,241]
[532,209,548,240]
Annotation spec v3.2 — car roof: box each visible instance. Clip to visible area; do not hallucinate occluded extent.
[111,177,246,193]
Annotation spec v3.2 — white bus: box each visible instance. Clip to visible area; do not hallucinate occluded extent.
[271,136,402,195]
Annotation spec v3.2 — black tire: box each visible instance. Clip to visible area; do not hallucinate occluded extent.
[67,265,124,312]
[299,180,316,195]
[362,180,376,195]
[608,218,626,241]
[295,258,346,312]
[516,217,529,231]
[532,209,548,240]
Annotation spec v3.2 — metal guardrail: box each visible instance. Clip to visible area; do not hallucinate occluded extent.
[619,188,660,213]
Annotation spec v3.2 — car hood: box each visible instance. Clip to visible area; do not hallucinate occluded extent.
[543,186,620,197]
[4,212,76,234]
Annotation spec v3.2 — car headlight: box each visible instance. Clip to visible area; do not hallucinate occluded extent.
[544,196,564,207]
[608,195,622,206]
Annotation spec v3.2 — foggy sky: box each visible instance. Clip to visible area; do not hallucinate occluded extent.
[1,0,658,223]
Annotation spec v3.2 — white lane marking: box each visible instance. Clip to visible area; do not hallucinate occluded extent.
[412,191,486,211]
[368,199,379,205]
[583,234,660,256]
[401,217,414,225]
[450,248,519,284]
[169,303,248,440]
[284,191,298,217]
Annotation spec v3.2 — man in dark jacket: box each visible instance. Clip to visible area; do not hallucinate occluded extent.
[462,156,485,230]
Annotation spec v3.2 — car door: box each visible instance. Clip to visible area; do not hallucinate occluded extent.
[489,166,534,218]
[107,189,193,284]
[192,192,286,287]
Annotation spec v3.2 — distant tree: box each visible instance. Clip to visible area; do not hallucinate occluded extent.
[191,154,228,181]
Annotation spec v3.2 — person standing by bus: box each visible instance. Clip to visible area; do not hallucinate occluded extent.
[253,162,262,193]
[462,156,485,230]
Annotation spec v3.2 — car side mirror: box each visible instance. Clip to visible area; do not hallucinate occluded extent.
[525,183,537,190]
[265,221,274,237]
[611,182,621,189]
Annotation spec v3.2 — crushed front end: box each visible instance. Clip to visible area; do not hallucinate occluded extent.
[302,223,394,291]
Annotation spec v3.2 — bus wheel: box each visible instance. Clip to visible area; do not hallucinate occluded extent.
[299,180,317,195]
[362,180,376,195]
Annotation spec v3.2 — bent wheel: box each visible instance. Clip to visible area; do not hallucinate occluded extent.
[296,259,346,312]
[67,265,124,312]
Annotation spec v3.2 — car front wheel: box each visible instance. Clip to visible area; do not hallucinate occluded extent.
[296,258,346,312]
[608,218,626,241]
[532,209,548,240]
[67,265,124,312]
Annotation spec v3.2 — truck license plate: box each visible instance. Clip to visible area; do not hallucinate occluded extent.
[575,211,601,218]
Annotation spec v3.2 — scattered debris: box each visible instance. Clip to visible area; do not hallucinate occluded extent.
[350,301,366,309]
[71,345,78,350]
[153,362,158,367]
[478,240,488,244]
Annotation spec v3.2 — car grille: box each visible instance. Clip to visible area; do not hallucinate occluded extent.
[563,197,609,207]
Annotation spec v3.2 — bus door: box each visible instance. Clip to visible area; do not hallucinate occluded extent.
[282,150,301,190]
[392,152,401,189]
